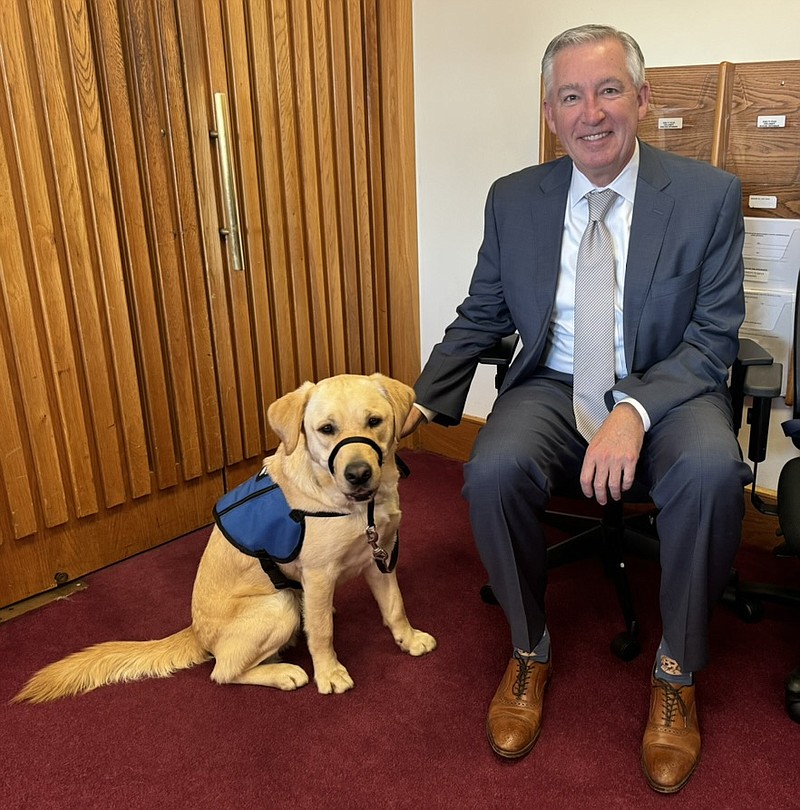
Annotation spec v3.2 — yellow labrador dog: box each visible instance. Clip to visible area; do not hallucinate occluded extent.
[15,374,436,703]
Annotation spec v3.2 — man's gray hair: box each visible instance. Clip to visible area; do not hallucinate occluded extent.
[541,24,646,97]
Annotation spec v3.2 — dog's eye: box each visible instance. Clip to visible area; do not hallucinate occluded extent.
[367,416,382,428]
[318,423,335,435]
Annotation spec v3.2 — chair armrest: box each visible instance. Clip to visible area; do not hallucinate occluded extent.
[744,362,783,400]
[744,362,783,465]
[730,338,776,436]
[478,334,520,390]
[478,334,520,367]
[737,337,774,366]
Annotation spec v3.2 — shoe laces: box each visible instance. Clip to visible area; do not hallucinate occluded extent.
[511,655,533,698]
[656,680,689,727]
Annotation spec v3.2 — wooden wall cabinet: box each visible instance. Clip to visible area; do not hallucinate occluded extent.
[0,0,419,608]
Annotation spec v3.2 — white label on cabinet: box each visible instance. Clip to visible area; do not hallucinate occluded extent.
[757,115,786,128]
[748,195,778,209]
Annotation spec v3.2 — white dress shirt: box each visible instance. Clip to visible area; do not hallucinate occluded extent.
[542,141,650,429]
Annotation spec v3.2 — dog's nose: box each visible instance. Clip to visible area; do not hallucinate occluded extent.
[344,461,372,488]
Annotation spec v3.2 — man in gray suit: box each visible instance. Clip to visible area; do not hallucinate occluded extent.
[402,25,752,793]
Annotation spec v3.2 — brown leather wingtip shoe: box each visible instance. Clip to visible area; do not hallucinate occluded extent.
[486,656,552,759]
[641,677,701,794]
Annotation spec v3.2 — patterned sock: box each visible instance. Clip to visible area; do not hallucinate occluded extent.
[654,636,693,686]
[514,626,550,663]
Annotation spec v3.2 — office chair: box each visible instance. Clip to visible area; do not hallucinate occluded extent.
[724,276,800,723]
[478,333,780,663]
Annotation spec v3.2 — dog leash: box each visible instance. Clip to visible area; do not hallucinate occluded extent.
[363,497,400,574]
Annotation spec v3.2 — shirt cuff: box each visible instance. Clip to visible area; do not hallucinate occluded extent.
[612,393,651,432]
[413,402,436,423]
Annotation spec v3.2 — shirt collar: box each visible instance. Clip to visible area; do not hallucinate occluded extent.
[569,139,640,209]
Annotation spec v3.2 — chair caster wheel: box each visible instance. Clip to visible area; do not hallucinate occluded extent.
[785,667,800,724]
[735,598,763,623]
[611,631,641,661]
[479,584,499,605]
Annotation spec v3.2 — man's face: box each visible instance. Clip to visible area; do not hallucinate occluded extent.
[543,38,650,187]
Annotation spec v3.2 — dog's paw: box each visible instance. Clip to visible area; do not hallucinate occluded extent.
[314,664,355,694]
[229,662,309,689]
[270,663,310,690]
[398,628,437,656]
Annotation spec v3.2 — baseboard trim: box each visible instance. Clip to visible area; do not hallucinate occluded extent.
[415,417,780,551]
[417,418,481,462]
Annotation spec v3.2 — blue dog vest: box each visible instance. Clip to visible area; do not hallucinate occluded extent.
[214,457,403,590]
[213,468,348,589]
[214,469,308,563]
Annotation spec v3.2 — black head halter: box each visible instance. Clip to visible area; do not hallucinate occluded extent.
[327,436,384,475]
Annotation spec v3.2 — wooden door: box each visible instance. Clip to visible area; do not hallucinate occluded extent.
[0,0,419,608]
[167,0,420,476]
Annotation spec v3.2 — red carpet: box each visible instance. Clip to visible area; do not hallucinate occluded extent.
[1,450,799,808]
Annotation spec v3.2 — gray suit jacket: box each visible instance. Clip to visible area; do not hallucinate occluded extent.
[414,140,746,429]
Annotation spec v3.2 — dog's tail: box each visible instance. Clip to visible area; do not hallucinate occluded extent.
[12,626,210,704]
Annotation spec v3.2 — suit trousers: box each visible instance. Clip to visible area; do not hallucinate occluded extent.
[463,375,754,672]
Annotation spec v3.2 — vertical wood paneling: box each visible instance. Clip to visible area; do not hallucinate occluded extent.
[0,221,68,528]
[328,1,362,371]
[27,0,128,507]
[287,0,333,381]
[225,1,280,444]
[345,0,376,371]
[245,1,297,395]
[0,309,36,538]
[0,0,420,607]
[378,0,420,384]
[362,0,390,373]
[62,0,151,500]
[90,0,178,490]
[169,0,236,470]
[169,0,422,424]
[0,4,79,524]
[122,0,204,480]
[272,0,317,382]
[156,0,227,471]
[216,0,268,459]
[309,0,347,375]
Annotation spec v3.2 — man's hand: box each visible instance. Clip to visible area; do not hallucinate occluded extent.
[580,403,644,505]
[400,406,427,438]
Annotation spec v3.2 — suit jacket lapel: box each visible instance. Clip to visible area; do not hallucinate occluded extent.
[499,158,570,389]
[531,157,571,311]
[624,142,675,365]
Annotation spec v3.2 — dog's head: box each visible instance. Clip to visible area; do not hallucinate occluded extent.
[267,373,416,501]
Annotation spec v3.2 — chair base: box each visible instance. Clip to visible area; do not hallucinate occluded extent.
[545,502,657,661]
[723,572,800,623]
[481,501,659,661]
[722,562,800,724]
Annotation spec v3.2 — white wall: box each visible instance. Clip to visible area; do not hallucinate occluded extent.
[412,0,799,490]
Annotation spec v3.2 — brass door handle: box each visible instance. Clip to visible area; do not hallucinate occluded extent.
[212,92,245,271]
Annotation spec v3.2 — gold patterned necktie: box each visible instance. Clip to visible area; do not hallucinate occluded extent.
[573,189,618,441]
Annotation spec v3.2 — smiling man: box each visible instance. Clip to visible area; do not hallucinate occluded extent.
[402,25,752,793]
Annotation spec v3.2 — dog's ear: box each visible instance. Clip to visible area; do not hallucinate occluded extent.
[268,381,315,454]
[370,374,416,442]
